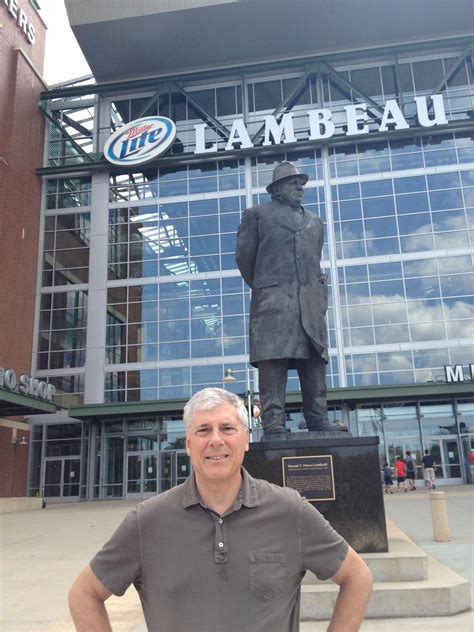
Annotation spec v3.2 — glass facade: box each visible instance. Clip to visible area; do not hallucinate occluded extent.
[33,39,473,497]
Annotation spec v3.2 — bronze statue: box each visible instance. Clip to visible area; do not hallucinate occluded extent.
[236,161,342,436]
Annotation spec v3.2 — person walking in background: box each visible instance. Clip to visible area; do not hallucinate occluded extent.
[382,462,394,494]
[394,455,408,492]
[404,450,416,490]
[422,448,437,489]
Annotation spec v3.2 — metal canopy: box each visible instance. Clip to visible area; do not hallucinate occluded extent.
[65,0,474,83]
[68,382,473,421]
[0,387,57,417]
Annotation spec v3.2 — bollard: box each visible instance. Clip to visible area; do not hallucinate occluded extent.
[429,491,450,542]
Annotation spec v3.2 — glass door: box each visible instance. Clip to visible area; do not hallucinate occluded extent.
[44,457,81,500]
[159,450,190,492]
[424,436,462,485]
[126,451,158,499]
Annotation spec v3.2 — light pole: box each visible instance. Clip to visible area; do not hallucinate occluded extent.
[223,367,254,435]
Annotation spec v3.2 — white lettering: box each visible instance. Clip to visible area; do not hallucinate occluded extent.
[29,378,40,397]
[3,1,35,44]
[18,7,27,34]
[263,113,296,146]
[225,119,254,150]
[415,94,448,128]
[379,99,409,131]
[27,22,35,45]
[308,109,335,140]
[19,373,30,394]
[345,104,369,136]
[47,384,56,402]
[4,369,17,390]
[444,365,464,383]
[187,94,452,156]
[9,0,18,20]
[194,123,217,154]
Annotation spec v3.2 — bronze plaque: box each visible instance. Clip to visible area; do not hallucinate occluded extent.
[282,455,335,501]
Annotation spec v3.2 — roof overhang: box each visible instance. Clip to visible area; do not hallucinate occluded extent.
[0,387,57,417]
[68,382,474,420]
[65,0,474,83]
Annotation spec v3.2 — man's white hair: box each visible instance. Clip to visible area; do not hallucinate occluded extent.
[183,387,248,434]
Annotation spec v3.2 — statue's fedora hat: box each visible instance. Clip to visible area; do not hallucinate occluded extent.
[266,161,308,193]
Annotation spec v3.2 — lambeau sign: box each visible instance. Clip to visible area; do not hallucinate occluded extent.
[194,94,448,154]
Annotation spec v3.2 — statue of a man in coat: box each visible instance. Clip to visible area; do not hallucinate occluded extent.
[236,161,338,436]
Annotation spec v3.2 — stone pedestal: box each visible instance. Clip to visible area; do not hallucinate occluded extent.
[244,433,388,553]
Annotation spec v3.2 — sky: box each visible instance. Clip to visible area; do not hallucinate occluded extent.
[40,0,91,85]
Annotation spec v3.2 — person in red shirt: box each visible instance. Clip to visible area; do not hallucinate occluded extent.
[394,456,408,492]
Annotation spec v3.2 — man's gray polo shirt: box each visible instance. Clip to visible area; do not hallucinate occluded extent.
[90,469,348,632]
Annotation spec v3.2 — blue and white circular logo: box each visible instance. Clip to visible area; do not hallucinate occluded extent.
[104,116,177,166]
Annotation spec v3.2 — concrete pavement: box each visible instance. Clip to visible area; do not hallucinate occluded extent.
[1,485,472,631]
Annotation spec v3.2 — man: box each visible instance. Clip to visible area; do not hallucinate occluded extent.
[394,455,408,493]
[404,450,416,490]
[422,448,437,489]
[236,161,337,435]
[69,388,372,632]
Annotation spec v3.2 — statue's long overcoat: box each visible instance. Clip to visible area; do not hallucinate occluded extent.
[236,199,328,368]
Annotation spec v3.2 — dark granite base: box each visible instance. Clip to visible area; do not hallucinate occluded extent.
[244,435,388,553]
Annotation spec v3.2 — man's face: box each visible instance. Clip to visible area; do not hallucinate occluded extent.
[276,176,305,206]
[186,404,249,486]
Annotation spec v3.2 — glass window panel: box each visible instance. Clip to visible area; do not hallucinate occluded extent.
[402,258,437,278]
[407,299,443,323]
[396,192,430,214]
[254,80,282,111]
[427,172,461,190]
[189,215,218,236]
[412,59,444,91]
[372,300,407,325]
[189,235,219,255]
[393,176,426,194]
[339,200,362,220]
[347,305,373,327]
[365,217,397,238]
[350,67,382,97]
[405,277,440,299]
[368,261,402,280]
[363,197,395,217]
[397,212,432,235]
[429,189,464,211]
[424,150,457,167]
[159,299,189,320]
[339,220,364,241]
[440,273,473,297]
[160,341,190,361]
[366,237,399,256]
[374,323,410,343]
[344,265,368,283]
[345,282,370,304]
[189,199,218,217]
[391,152,424,170]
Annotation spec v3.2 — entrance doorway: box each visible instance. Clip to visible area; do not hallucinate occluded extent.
[424,436,463,485]
[159,451,190,492]
[126,451,158,499]
[44,457,81,500]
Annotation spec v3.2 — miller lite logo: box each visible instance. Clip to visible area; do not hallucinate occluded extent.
[104,116,176,166]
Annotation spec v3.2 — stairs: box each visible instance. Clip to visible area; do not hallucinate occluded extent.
[300,519,471,620]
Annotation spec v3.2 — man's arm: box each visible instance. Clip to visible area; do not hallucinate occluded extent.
[328,546,373,631]
[69,564,113,632]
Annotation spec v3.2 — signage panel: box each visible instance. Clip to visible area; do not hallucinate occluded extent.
[2,0,36,44]
[104,116,177,166]
[0,367,56,402]
[282,454,335,502]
